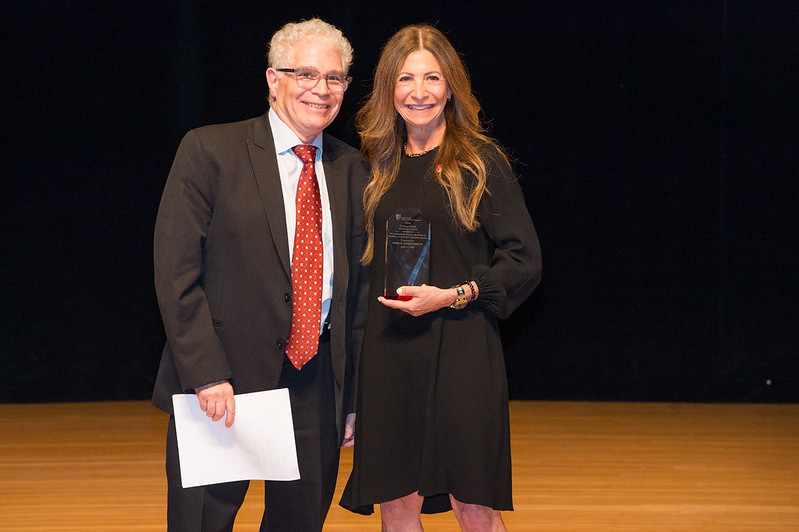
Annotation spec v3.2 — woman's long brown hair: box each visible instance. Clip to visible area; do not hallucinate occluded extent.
[356,24,509,264]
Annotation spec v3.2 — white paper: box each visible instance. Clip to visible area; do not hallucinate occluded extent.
[172,388,300,488]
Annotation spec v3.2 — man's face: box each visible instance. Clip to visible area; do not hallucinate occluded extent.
[266,37,345,143]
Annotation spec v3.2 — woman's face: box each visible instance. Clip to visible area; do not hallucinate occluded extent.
[393,49,452,140]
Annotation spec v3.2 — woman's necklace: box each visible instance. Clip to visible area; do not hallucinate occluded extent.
[404,143,440,157]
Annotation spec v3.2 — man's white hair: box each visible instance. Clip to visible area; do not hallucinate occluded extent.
[268,18,353,73]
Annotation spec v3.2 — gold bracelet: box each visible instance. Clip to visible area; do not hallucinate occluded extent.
[449,284,468,310]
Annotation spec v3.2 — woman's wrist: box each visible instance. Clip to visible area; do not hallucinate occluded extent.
[466,280,478,302]
[449,284,468,310]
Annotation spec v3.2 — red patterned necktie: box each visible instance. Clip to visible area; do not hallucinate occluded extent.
[286,144,323,369]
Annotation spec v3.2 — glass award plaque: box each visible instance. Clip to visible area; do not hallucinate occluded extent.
[384,208,430,301]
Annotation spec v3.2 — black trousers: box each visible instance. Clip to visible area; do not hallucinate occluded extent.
[165,339,340,532]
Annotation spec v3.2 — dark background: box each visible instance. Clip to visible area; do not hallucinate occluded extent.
[2,1,797,404]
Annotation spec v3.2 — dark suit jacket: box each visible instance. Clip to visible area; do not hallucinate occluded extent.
[151,113,368,438]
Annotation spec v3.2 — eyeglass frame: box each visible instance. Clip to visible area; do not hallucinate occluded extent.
[276,68,352,92]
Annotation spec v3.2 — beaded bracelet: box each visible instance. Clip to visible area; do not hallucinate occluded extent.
[466,280,477,302]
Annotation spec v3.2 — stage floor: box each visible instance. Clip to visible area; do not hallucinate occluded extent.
[1,400,797,530]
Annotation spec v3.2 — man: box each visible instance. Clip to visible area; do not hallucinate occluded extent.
[151,18,368,532]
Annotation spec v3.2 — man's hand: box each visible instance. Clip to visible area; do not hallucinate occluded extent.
[195,381,236,428]
[342,413,356,447]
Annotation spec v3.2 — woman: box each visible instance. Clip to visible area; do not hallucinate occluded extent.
[340,24,542,531]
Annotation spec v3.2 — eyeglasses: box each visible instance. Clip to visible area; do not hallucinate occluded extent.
[276,68,352,93]
[395,74,446,88]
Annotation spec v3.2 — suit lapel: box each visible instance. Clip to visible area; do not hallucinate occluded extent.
[248,115,291,276]
[321,135,350,292]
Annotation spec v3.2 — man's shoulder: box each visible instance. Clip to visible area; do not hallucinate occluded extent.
[323,134,368,181]
[176,114,271,155]
[322,132,360,158]
[190,115,264,138]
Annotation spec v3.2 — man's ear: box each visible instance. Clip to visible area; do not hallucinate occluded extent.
[266,68,278,100]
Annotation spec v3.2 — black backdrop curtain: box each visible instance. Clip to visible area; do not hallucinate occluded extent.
[2,1,797,403]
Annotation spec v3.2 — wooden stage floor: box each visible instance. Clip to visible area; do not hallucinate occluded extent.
[1,400,797,531]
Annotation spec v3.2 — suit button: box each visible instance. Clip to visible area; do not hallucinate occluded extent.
[276,339,285,349]
[284,292,291,302]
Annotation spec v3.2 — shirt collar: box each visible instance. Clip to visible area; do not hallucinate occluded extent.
[268,108,324,156]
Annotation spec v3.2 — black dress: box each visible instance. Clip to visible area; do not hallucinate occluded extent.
[340,146,541,515]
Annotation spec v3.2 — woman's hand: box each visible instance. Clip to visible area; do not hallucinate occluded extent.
[378,284,456,316]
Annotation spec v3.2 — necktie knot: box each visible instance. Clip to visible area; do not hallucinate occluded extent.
[292,144,317,167]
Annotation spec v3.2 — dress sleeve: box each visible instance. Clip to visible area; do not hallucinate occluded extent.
[470,148,542,319]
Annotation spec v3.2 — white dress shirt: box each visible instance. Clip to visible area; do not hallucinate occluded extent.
[268,109,334,335]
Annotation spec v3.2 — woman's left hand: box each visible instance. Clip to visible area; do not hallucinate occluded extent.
[378,284,455,316]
